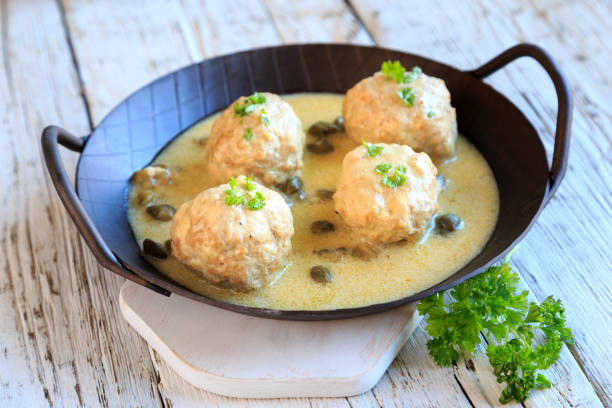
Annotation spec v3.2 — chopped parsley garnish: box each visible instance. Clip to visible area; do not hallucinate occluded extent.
[404,66,422,83]
[234,92,266,117]
[427,111,436,118]
[378,164,407,188]
[224,177,266,210]
[260,109,270,126]
[375,163,392,174]
[380,61,421,106]
[362,140,384,157]
[246,191,266,210]
[243,128,254,141]
[249,92,266,104]
[225,177,246,206]
[418,255,574,404]
[245,176,255,191]
[375,163,407,188]
[381,61,422,83]
[398,87,416,107]
[381,60,406,83]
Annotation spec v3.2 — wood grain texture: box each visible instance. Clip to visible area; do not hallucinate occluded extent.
[0,0,163,407]
[59,1,393,406]
[1,0,609,406]
[262,0,373,44]
[121,281,423,400]
[349,1,612,405]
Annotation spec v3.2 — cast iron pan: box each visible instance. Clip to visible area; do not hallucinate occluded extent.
[41,43,571,320]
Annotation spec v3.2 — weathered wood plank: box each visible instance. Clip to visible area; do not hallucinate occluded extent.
[0,0,165,407]
[452,261,603,408]
[62,0,285,124]
[60,0,192,125]
[350,0,611,406]
[262,0,373,44]
[59,1,387,407]
[149,348,352,408]
[46,0,609,406]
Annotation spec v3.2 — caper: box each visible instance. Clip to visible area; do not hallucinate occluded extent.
[295,190,307,201]
[146,204,176,221]
[308,121,339,136]
[351,244,379,261]
[164,239,173,255]
[310,265,332,284]
[314,247,347,262]
[436,175,449,190]
[136,190,160,206]
[277,176,303,195]
[316,188,335,201]
[435,213,464,235]
[306,138,334,154]
[334,116,345,131]
[142,239,168,259]
[311,220,335,234]
[194,137,208,146]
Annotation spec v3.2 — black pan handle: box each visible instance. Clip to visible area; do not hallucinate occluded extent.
[469,43,572,203]
[41,125,170,295]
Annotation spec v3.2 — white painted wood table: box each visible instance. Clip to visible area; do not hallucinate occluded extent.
[1,0,610,406]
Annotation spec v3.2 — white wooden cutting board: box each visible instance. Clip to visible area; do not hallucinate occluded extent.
[119,281,420,398]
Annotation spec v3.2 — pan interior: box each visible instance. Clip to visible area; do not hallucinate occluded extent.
[75,44,549,319]
[126,93,499,311]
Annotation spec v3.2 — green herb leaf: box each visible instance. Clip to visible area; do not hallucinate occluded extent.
[243,128,254,141]
[427,111,436,118]
[248,92,266,104]
[247,191,266,210]
[376,163,392,174]
[234,92,267,117]
[260,109,270,126]
[228,177,239,190]
[381,60,406,83]
[245,176,255,191]
[225,177,245,206]
[382,165,407,188]
[225,177,265,210]
[362,140,384,157]
[404,66,422,83]
[418,259,573,404]
[398,87,416,107]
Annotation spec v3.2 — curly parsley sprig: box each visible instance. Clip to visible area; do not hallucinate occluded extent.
[381,60,422,84]
[381,61,421,108]
[376,163,407,188]
[362,140,384,157]
[224,177,266,210]
[417,256,573,404]
[398,87,416,107]
[234,92,266,117]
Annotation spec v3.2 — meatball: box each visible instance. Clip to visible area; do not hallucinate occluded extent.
[333,143,440,245]
[170,176,294,291]
[205,92,305,186]
[343,66,457,158]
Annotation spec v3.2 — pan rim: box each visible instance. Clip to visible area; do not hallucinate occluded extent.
[77,43,551,320]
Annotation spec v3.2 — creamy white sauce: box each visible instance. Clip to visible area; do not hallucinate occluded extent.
[127,93,499,311]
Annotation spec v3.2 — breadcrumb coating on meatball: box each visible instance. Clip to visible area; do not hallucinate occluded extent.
[334,143,441,245]
[171,176,294,291]
[205,92,305,186]
[343,70,457,158]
